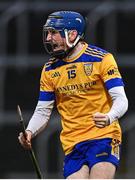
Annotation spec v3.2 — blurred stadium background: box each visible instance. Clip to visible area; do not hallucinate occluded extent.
[0,0,135,178]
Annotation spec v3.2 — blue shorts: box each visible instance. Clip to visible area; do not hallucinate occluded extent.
[63,138,121,178]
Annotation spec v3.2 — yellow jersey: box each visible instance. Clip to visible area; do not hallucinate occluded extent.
[39,42,124,155]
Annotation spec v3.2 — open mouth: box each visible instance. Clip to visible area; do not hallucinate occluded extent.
[53,43,64,52]
[53,43,59,50]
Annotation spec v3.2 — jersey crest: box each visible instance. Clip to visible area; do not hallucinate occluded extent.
[84,63,93,76]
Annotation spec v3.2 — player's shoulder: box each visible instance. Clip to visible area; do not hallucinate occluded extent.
[88,44,108,54]
[44,57,59,71]
[84,44,109,60]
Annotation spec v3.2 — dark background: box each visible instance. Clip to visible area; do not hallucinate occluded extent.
[0,0,135,178]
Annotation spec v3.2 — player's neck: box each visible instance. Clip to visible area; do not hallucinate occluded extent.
[65,41,85,61]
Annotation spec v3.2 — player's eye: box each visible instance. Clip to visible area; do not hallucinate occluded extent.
[48,29,58,35]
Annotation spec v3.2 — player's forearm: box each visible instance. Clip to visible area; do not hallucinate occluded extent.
[26,100,54,137]
[107,86,128,124]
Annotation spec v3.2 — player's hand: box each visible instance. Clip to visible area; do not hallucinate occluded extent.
[93,112,110,128]
[18,130,32,149]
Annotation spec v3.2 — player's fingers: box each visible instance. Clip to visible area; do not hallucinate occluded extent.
[19,139,31,149]
[95,120,106,124]
[93,113,110,127]
[93,112,105,117]
[95,121,107,127]
[93,115,106,119]
[93,115,106,120]
[95,121,106,126]
[94,119,110,127]
[18,132,25,142]
[95,124,105,128]
[26,130,32,142]
[93,118,107,122]
[18,132,31,149]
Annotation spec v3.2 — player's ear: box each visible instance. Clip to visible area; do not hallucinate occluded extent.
[68,30,78,42]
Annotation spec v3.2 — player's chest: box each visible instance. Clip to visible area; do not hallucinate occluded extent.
[50,62,100,88]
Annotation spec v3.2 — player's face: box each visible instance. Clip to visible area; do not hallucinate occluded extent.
[46,29,67,52]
